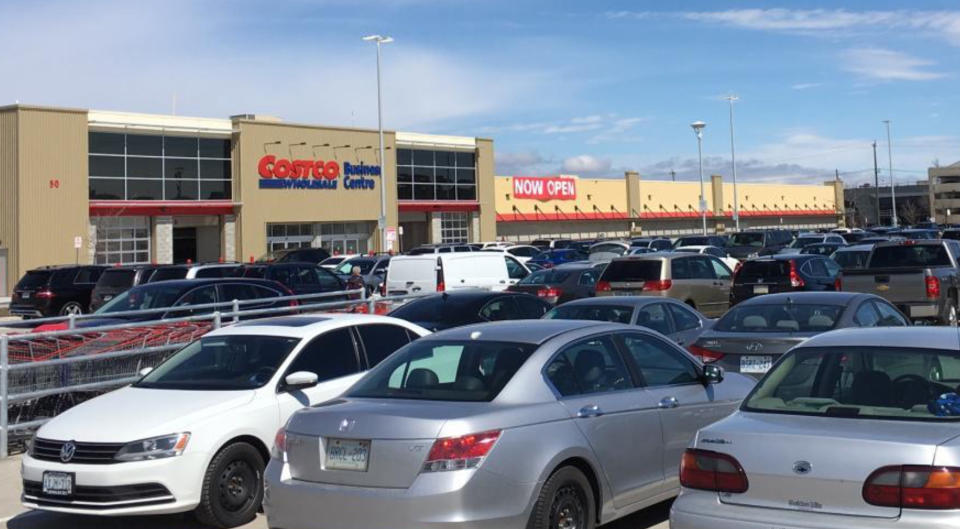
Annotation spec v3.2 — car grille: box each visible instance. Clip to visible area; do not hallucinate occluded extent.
[23,481,173,507]
[31,438,124,465]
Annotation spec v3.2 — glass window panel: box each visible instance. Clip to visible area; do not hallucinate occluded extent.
[435,168,455,183]
[165,179,199,200]
[89,132,124,154]
[398,184,413,200]
[435,151,454,167]
[200,159,231,180]
[126,179,163,200]
[199,138,231,158]
[165,158,198,180]
[436,184,456,200]
[89,178,125,199]
[396,149,412,165]
[89,155,124,177]
[456,168,476,184]
[456,151,475,168]
[126,157,163,179]
[200,180,232,200]
[126,134,163,156]
[397,166,413,183]
[164,136,198,157]
[413,184,435,200]
[457,185,476,201]
[414,166,434,183]
[413,150,434,165]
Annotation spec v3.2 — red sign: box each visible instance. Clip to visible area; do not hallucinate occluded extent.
[258,155,340,180]
[513,176,577,201]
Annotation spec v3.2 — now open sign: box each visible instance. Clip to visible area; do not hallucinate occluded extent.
[513,176,577,201]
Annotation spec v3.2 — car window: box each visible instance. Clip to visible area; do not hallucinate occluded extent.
[709,258,732,280]
[653,240,672,251]
[514,295,550,318]
[874,301,909,326]
[170,285,218,316]
[671,258,692,280]
[356,324,414,368]
[636,303,673,335]
[314,267,344,290]
[620,333,700,386]
[76,268,101,284]
[578,270,597,286]
[220,283,262,301]
[505,256,528,280]
[479,297,521,321]
[196,267,227,279]
[511,247,538,258]
[854,302,881,327]
[668,303,701,331]
[690,257,715,279]
[807,258,828,277]
[546,336,633,396]
[285,328,360,383]
[824,259,841,277]
[374,259,390,271]
[715,303,843,332]
[50,270,78,288]
[544,304,633,324]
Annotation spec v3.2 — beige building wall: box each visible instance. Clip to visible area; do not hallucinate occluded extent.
[476,138,496,241]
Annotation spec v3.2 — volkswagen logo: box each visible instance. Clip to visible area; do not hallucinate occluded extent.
[338,419,356,433]
[59,441,77,463]
[746,342,764,353]
[793,461,812,475]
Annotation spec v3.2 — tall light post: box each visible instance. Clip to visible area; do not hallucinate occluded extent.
[691,121,707,235]
[363,34,393,252]
[883,120,896,227]
[725,95,740,231]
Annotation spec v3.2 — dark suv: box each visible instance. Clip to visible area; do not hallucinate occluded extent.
[730,254,841,305]
[89,264,163,312]
[726,229,794,260]
[274,247,332,264]
[238,262,345,297]
[10,265,106,318]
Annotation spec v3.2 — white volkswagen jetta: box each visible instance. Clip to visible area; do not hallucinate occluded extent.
[20,314,429,528]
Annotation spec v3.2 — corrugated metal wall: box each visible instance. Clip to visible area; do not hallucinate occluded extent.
[0,109,18,295]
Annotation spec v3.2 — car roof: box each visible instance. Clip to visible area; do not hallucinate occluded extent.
[423,319,614,345]
[209,314,422,339]
[734,291,867,306]
[745,253,823,262]
[28,264,105,271]
[835,244,874,252]
[406,290,511,304]
[559,295,677,307]
[551,262,597,270]
[132,278,279,288]
[801,326,959,351]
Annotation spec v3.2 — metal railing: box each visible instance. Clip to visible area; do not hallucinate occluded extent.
[0,288,428,458]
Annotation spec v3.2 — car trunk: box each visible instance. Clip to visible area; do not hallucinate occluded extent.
[12,271,52,307]
[700,412,960,518]
[733,260,793,300]
[385,258,436,296]
[696,333,811,376]
[90,270,137,309]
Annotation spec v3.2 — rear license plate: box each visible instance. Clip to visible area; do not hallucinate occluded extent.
[21,292,30,299]
[614,291,638,296]
[741,355,773,373]
[42,471,73,497]
[103,295,113,301]
[324,438,370,472]
[753,285,769,294]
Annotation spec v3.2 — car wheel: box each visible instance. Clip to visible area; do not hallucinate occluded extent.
[943,297,958,327]
[195,442,264,528]
[528,466,595,529]
[58,302,84,316]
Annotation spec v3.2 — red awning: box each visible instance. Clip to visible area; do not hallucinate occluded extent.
[398,201,480,212]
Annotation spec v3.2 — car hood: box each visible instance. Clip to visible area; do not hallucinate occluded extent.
[37,387,256,443]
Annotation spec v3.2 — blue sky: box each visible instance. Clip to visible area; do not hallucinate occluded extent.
[2,1,958,186]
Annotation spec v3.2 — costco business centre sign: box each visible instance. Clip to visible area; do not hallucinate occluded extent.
[513,176,576,201]
[257,155,378,190]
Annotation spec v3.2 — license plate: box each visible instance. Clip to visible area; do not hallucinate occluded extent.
[42,471,74,497]
[103,295,113,301]
[753,285,769,294]
[324,438,370,472]
[741,355,773,373]
[614,291,638,296]
[21,292,30,299]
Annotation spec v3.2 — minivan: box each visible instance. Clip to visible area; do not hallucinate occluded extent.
[384,252,518,295]
[726,229,794,260]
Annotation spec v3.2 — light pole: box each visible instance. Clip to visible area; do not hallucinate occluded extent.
[363,34,393,252]
[691,121,707,235]
[725,95,740,231]
[883,120,896,227]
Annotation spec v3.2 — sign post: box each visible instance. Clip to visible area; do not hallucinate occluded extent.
[73,236,82,264]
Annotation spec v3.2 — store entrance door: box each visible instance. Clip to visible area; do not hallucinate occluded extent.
[173,228,197,263]
[400,222,428,251]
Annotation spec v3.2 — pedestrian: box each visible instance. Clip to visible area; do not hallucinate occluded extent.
[346,265,365,299]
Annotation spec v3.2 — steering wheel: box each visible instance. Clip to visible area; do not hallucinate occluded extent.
[892,374,932,408]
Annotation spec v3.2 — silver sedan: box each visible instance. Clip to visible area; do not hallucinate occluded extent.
[672,327,960,529]
[265,320,754,529]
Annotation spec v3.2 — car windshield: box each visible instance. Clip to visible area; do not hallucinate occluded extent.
[135,335,301,390]
[870,245,951,267]
[95,283,187,313]
[319,257,346,266]
[518,269,573,285]
[790,237,822,249]
[743,346,960,421]
[16,271,51,289]
[336,259,375,275]
[714,303,844,333]
[730,233,765,247]
[348,340,536,402]
[833,250,870,269]
[544,304,633,324]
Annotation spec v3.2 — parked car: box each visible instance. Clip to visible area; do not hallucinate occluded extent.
[840,230,875,244]
[588,241,631,261]
[21,314,429,527]
[407,243,476,255]
[778,232,846,255]
[507,263,600,304]
[329,255,391,295]
[318,254,359,270]
[388,290,551,331]
[629,237,674,251]
[384,253,520,296]
[800,242,846,257]
[237,262,346,297]
[596,253,733,317]
[527,248,589,269]
[839,239,960,325]
[673,235,728,248]
[544,296,712,346]
[480,241,513,249]
[265,320,755,529]
[10,265,106,318]
[530,238,574,250]
[900,228,940,240]
[726,229,794,260]
[146,263,244,282]
[568,239,599,253]
[688,291,908,379]
[274,247,332,265]
[481,244,542,263]
[674,245,741,271]
[730,254,841,305]
[831,243,873,270]
[89,264,164,312]
[671,327,960,529]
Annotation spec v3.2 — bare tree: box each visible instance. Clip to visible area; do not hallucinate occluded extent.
[898,199,925,226]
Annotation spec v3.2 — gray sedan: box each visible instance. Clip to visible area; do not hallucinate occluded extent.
[265,320,754,529]
[672,327,960,528]
[543,296,713,348]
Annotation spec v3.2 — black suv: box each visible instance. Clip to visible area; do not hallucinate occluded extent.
[89,264,163,312]
[10,265,106,318]
[274,247,332,264]
[726,229,794,260]
[238,262,346,297]
[730,254,841,305]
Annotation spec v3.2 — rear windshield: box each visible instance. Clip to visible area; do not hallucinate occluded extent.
[730,232,765,247]
[675,236,711,247]
[869,245,951,267]
[833,250,870,269]
[601,260,662,282]
[736,260,790,282]
[348,340,536,402]
[744,346,960,421]
[714,303,844,333]
[544,304,633,324]
[790,237,822,249]
[16,271,51,289]
[590,243,627,255]
[943,231,960,241]
[518,269,573,285]
[150,267,188,282]
[388,296,476,324]
[97,269,136,288]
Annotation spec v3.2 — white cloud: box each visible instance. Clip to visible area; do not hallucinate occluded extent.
[791,82,822,90]
[841,48,945,81]
[562,155,612,175]
[496,151,552,175]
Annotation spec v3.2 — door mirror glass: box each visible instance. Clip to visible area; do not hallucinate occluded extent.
[138,366,154,378]
[702,364,724,384]
[284,371,319,390]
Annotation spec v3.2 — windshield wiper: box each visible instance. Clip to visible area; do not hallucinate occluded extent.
[825,406,861,417]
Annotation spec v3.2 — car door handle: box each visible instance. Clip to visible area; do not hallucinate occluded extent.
[659,396,679,409]
[577,405,603,418]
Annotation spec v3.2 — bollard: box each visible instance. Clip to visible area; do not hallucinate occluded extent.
[213,311,222,330]
[368,292,376,315]
[232,299,240,324]
[68,313,76,330]
[1,335,8,458]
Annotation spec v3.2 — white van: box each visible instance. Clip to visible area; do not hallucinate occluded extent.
[385,252,524,295]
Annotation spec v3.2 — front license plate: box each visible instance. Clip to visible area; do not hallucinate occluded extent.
[324,438,370,472]
[753,285,769,294]
[741,355,773,373]
[42,471,74,497]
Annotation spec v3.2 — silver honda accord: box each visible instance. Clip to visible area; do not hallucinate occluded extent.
[672,327,960,529]
[264,320,754,529]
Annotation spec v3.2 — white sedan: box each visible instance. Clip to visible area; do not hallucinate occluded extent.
[21,314,429,528]
[674,245,740,271]
[481,244,542,263]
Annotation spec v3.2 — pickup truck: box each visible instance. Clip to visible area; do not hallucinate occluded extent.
[839,239,960,325]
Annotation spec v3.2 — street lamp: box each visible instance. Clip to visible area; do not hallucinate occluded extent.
[883,120,896,227]
[724,95,740,231]
[363,34,394,252]
[691,121,707,235]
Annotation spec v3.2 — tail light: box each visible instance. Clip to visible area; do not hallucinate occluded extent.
[864,465,960,509]
[596,280,612,293]
[271,428,287,460]
[688,344,725,363]
[643,279,673,291]
[35,290,56,299]
[834,275,842,291]
[732,262,742,283]
[436,258,445,292]
[680,449,749,493]
[926,274,941,300]
[537,287,562,299]
[789,260,805,288]
[380,269,388,297]
[422,430,501,473]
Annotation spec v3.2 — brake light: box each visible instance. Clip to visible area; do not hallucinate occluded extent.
[688,344,725,363]
[423,430,501,473]
[864,465,960,509]
[789,260,804,288]
[834,275,842,291]
[271,428,287,460]
[732,262,742,283]
[537,287,562,299]
[643,279,673,291]
[596,280,611,292]
[436,258,445,292]
[926,274,941,299]
[680,449,749,493]
[35,290,55,299]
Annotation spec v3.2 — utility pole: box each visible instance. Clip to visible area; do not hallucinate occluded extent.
[691,121,707,235]
[873,141,881,226]
[725,95,741,231]
[670,170,676,182]
[884,120,896,227]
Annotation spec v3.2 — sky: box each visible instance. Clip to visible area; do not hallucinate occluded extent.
[1,0,958,187]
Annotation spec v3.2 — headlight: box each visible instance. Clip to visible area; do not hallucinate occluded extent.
[747,252,759,259]
[114,433,190,462]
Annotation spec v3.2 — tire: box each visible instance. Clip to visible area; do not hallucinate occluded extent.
[527,466,595,529]
[58,302,84,316]
[194,442,264,528]
[943,298,958,327]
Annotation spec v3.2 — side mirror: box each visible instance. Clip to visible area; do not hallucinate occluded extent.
[138,367,154,378]
[702,364,724,385]
[283,371,319,391]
